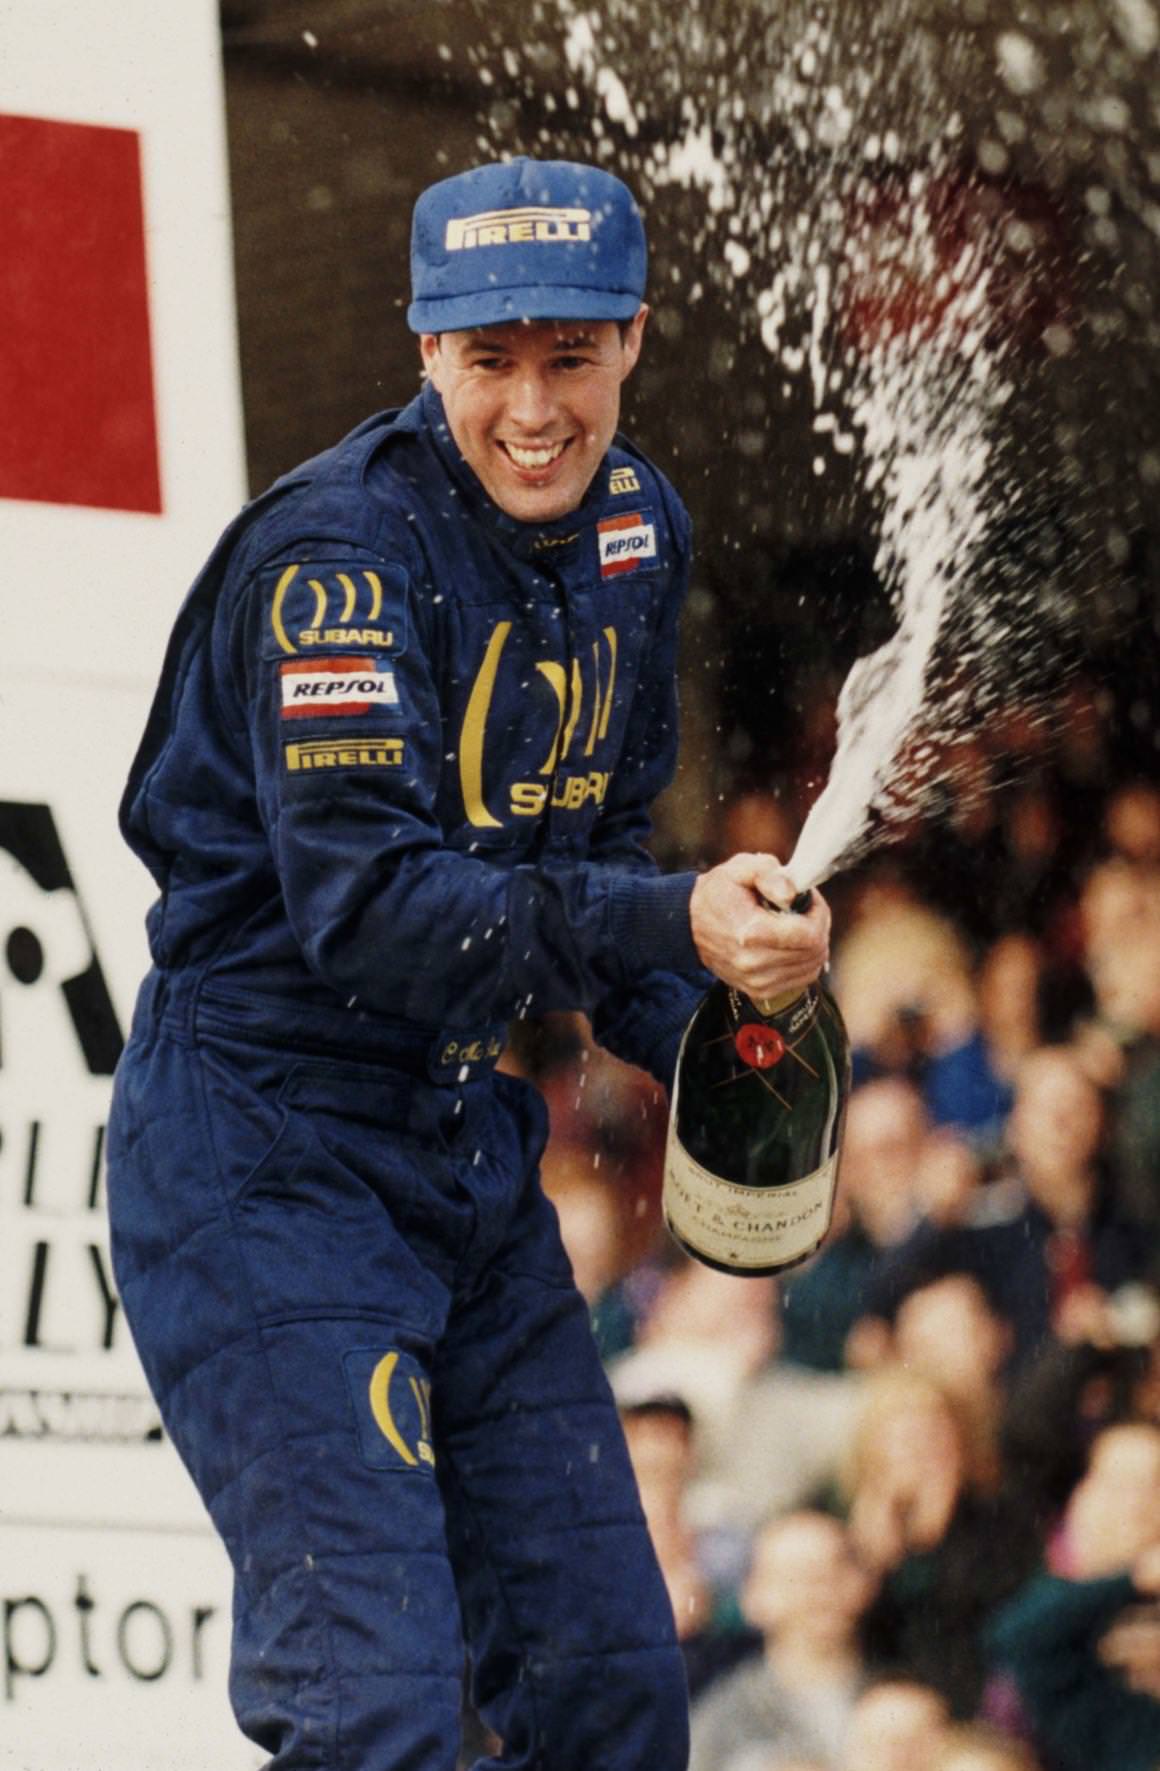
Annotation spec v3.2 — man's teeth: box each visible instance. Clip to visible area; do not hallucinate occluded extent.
[505,440,567,470]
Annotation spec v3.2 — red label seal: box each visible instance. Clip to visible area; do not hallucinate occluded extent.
[735,1024,785,1069]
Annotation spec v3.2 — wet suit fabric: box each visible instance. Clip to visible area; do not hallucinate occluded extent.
[107,383,702,1770]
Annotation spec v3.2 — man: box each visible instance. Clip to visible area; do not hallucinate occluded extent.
[689,1510,876,1771]
[842,1678,950,1771]
[107,156,829,1770]
[988,1430,1160,1771]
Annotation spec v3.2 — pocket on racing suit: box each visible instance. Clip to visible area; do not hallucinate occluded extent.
[199,1042,477,1332]
[471,1068,578,1292]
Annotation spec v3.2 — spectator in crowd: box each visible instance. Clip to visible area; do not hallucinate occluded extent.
[887,1273,1013,1490]
[1104,781,1160,867]
[547,1163,621,1304]
[1098,1584,1160,1699]
[1071,856,1160,1090]
[834,882,977,1088]
[1085,910,1160,1278]
[1050,678,1115,848]
[729,1758,828,1771]
[867,1045,1145,1368]
[620,1395,697,1535]
[1057,1419,1160,1578]
[836,875,1043,1144]
[545,1161,649,1359]
[531,1013,670,1220]
[689,1511,876,1771]
[841,1370,1040,1716]
[618,1395,763,1700]
[929,1723,1042,1771]
[984,782,1074,944]
[716,1294,868,1533]
[704,788,801,873]
[618,1392,776,1700]
[916,940,1033,1149]
[610,1259,778,1476]
[841,1676,950,1771]
[837,854,1099,1146]
[780,1078,929,1372]
[1080,854,1160,954]
[999,1329,1160,1537]
[988,1424,1160,1771]
[970,928,1041,1105]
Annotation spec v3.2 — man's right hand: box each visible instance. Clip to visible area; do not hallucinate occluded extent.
[689,852,831,1001]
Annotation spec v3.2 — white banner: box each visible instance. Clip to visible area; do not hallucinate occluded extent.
[0,3,257,1764]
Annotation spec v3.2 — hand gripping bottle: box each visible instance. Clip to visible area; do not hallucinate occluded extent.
[663,894,851,1275]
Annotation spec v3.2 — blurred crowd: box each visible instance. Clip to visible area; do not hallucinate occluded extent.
[480,676,1160,1771]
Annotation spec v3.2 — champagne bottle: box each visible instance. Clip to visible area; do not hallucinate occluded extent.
[663,894,851,1276]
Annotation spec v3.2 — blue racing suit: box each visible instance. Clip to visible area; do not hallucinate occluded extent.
[107,382,703,1770]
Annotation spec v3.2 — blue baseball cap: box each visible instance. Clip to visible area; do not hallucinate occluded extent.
[407,156,647,334]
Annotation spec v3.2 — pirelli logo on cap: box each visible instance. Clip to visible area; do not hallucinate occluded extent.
[284,736,405,772]
[445,206,592,251]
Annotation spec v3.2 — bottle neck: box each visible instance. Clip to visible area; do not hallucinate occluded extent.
[749,891,815,1018]
[752,985,809,1018]
[729,984,811,1022]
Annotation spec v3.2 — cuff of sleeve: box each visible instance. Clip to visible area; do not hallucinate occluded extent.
[608,870,699,975]
[652,1005,695,1095]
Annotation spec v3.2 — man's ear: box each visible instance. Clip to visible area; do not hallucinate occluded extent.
[619,305,649,381]
[420,333,443,388]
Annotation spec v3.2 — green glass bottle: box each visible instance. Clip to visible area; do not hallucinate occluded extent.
[663,913,851,1276]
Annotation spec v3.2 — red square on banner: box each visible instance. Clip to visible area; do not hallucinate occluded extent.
[0,113,162,513]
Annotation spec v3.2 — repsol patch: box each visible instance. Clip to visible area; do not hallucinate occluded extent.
[279,655,399,719]
[597,509,657,578]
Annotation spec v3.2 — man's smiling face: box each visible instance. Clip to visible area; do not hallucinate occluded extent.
[420,312,646,523]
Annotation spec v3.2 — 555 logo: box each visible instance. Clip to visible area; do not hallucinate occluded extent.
[0,803,122,1077]
[0,803,128,1367]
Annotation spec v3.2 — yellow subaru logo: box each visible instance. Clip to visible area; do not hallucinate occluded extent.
[344,1348,435,1472]
[266,561,403,657]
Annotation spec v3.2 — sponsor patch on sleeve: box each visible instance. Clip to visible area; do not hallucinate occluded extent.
[279,655,400,719]
[283,734,405,772]
[597,509,658,578]
[261,559,409,659]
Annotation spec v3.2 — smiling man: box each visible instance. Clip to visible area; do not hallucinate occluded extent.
[106,157,829,1771]
[420,312,647,517]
